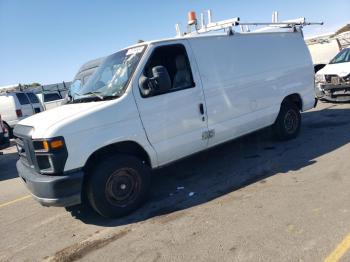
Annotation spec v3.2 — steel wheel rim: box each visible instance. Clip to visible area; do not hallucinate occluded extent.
[284,110,298,134]
[105,168,140,207]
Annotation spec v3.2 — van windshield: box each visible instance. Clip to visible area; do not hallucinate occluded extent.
[75,46,146,102]
[329,48,350,64]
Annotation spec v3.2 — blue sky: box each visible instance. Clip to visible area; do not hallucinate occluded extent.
[0,0,349,86]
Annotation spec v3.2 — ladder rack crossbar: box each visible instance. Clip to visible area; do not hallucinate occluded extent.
[179,10,323,37]
[239,22,324,26]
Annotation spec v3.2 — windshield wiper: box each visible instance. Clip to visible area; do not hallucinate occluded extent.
[82,91,104,100]
[70,91,103,103]
[71,91,121,103]
[100,95,121,101]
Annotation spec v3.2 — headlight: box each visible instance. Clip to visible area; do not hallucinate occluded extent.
[34,137,65,152]
[315,74,325,83]
[32,137,68,174]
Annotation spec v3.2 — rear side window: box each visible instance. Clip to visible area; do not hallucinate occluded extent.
[16,93,30,105]
[26,93,40,104]
[44,93,62,102]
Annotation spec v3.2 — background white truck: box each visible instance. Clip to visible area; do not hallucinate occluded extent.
[15,12,317,218]
[315,47,350,101]
[35,92,64,110]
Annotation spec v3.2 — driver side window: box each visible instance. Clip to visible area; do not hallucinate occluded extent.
[140,44,195,98]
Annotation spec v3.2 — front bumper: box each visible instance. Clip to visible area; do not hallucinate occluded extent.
[16,160,84,207]
[316,83,350,102]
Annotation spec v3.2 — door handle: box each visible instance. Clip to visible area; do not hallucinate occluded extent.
[199,103,204,115]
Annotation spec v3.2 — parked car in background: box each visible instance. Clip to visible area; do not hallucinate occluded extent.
[0,91,44,137]
[0,114,10,149]
[67,57,104,102]
[315,48,350,102]
[15,15,316,218]
[36,92,64,110]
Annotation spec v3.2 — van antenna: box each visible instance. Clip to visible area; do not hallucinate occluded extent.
[272,11,279,23]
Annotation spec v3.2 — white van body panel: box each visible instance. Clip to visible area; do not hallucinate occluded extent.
[0,94,20,127]
[36,93,64,110]
[19,92,157,171]
[43,100,64,110]
[132,41,209,166]
[188,32,315,146]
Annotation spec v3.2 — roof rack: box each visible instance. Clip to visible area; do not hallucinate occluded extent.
[176,10,323,37]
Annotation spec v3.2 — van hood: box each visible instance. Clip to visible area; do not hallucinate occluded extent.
[317,62,350,77]
[18,102,106,138]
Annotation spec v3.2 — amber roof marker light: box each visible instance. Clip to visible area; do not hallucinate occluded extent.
[188,11,197,26]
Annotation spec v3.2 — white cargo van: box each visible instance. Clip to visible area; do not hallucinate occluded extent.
[0,91,44,137]
[14,14,316,218]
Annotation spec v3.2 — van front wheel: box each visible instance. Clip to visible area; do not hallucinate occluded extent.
[273,101,301,140]
[87,155,151,218]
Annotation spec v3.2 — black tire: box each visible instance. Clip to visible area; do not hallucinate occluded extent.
[273,100,301,140]
[65,202,94,219]
[87,154,151,218]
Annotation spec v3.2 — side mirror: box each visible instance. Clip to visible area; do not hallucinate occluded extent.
[139,66,171,97]
[139,75,152,97]
[151,66,171,94]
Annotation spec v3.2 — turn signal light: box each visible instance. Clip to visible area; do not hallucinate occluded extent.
[50,140,64,149]
[41,139,64,151]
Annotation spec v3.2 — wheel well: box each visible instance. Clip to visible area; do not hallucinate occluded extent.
[314,64,326,73]
[80,141,152,205]
[2,121,13,138]
[282,94,303,111]
[83,141,151,174]
[2,121,10,129]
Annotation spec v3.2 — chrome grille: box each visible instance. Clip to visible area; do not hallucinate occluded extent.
[14,125,35,169]
[325,75,338,83]
[16,138,29,165]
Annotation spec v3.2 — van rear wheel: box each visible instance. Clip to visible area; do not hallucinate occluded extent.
[273,101,301,140]
[87,154,150,218]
